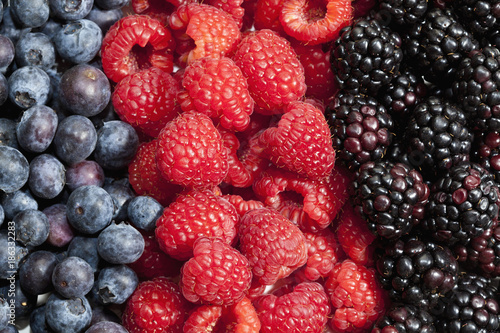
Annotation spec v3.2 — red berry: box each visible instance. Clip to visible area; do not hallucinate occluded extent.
[130,0,178,25]
[232,29,306,113]
[254,0,286,34]
[205,0,245,29]
[180,237,252,305]
[122,277,191,333]
[221,194,265,218]
[238,207,307,285]
[155,189,238,261]
[101,15,176,83]
[156,112,229,189]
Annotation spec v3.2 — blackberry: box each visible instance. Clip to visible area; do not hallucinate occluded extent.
[378,0,429,27]
[352,160,430,239]
[327,91,394,169]
[403,7,480,86]
[451,46,500,132]
[452,0,500,39]
[403,96,473,176]
[376,236,459,309]
[473,131,500,180]
[331,18,403,95]
[372,303,437,333]
[433,273,500,332]
[421,161,500,246]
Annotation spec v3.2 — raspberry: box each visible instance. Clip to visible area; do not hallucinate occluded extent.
[254,0,286,34]
[131,0,178,26]
[232,29,306,113]
[112,67,180,138]
[101,15,176,83]
[280,0,352,45]
[254,282,331,333]
[180,237,252,305]
[325,260,386,332]
[169,3,242,65]
[238,207,308,285]
[122,277,191,333]
[156,111,229,189]
[183,297,261,332]
[221,194,265,218]
[128,140,183,206]
[178,57,254,132]
[258,100,335,180]
[205,0,245,29]
[155,189,238,261]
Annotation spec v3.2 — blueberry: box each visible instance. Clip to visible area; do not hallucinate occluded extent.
[40,19,62,41]
[94,0,129,10]
[0,296,8,329]
[0,230,28,279]
[0,146,29,193]
[128,196,164,231]
[0,119,18,149]
[0,205,4,228]
[0,35,14,71]
[0,280,37,320]
[19,250,58,295]
[85,321,128,333]
[15,32,56,70]
[0,2,2,25]
[54,19,102,64]
[49,0,94,21]
[10,0,50,28]
[8,66,51,109]
[52,256,94,298]
[53,115,97,166]
[103,181,135,222]
[67,236,100,272]
[0,8,29,45]
[66,185,114,234]
[0,326,18,333]
[94,120,140,170]
[97,222,145,264]
[30,305,55,333]
[16,105,58,153]
[45,293,92,333]
[14,209,50,247]
[89,306,120,326]
[85,6,122,34]
[28,154,66,199]
[43,203,74,248]
[0,188,38,220]
[96,265,138,304]
[58,64,111,117]
[66,160,105,192]
[0,74,7,106]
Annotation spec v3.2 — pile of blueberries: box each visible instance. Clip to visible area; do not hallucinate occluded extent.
[0,1,164,332]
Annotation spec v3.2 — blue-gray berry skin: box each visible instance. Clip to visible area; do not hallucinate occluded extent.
[52,256,94,299]
[19,250,58,296]
[0,230,29,279]
[0,118,18,149]
[67,236,100,273]
[0,35,14,71]
[15,32,56,70]
[53,115,97,166]
[1,189,38,220]
[0,74,7,106]
[97,222,145,264]
[45,293,92,333]
[49,0,94,21]
[66,185,114,235]
[104,181,135,222]
[30,305,54,333]
[54,19,102,64]
[128,196,164,231]
[0,280,37,320]
[0,146,28,193]
[16,105,58,153]
[28,154,66,199]
[0,296,8,330]
[89,306,121,326]
[7,66,51,109]
[94,0,129,10]
[10,0,49,28]
[0,205,4,228]
[85,6,123,34]
[65,160,105,192]
[94,121,140,170]
[0,8,29,45]
[96,265,139,305]
[85,321,128,333]
[0,325,19,333]
[14,209,50,247]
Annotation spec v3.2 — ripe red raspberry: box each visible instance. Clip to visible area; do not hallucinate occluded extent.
[128,140,183,206]
[232,29,306,113]
[325,260,386,333]
[131,0,178,25]
[183,297,261,332]
[122,277,191,333]
[178,57,254,132]
[101,15,176,83]
[238,207,307,285]
[127,230,183,280]
[112,67,180,138]
[335,203,377,267]
[259,100,335,180]
[155,189,238,261]
[254,282,331,333]
[280,0,352,45]
[180,237,252,305]
[169,3,242,65]
[221,194,265,218]
[156,112,229,189]
[205,0,245,29]
[254,0,286,34]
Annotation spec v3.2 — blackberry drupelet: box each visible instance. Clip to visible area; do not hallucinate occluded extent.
[421,161,500,246]
[327,91,394,169]
[452,46,500,132]
[352,160,430,239]
[403,7,480,86]
[473,131,500,180]
[403,96,473,176]
[372,303,437,333]
[433,272,500,332]
[376,236,459,310]
[331,18,403,95]
[452,0,500,39]
[378,0,429,27]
